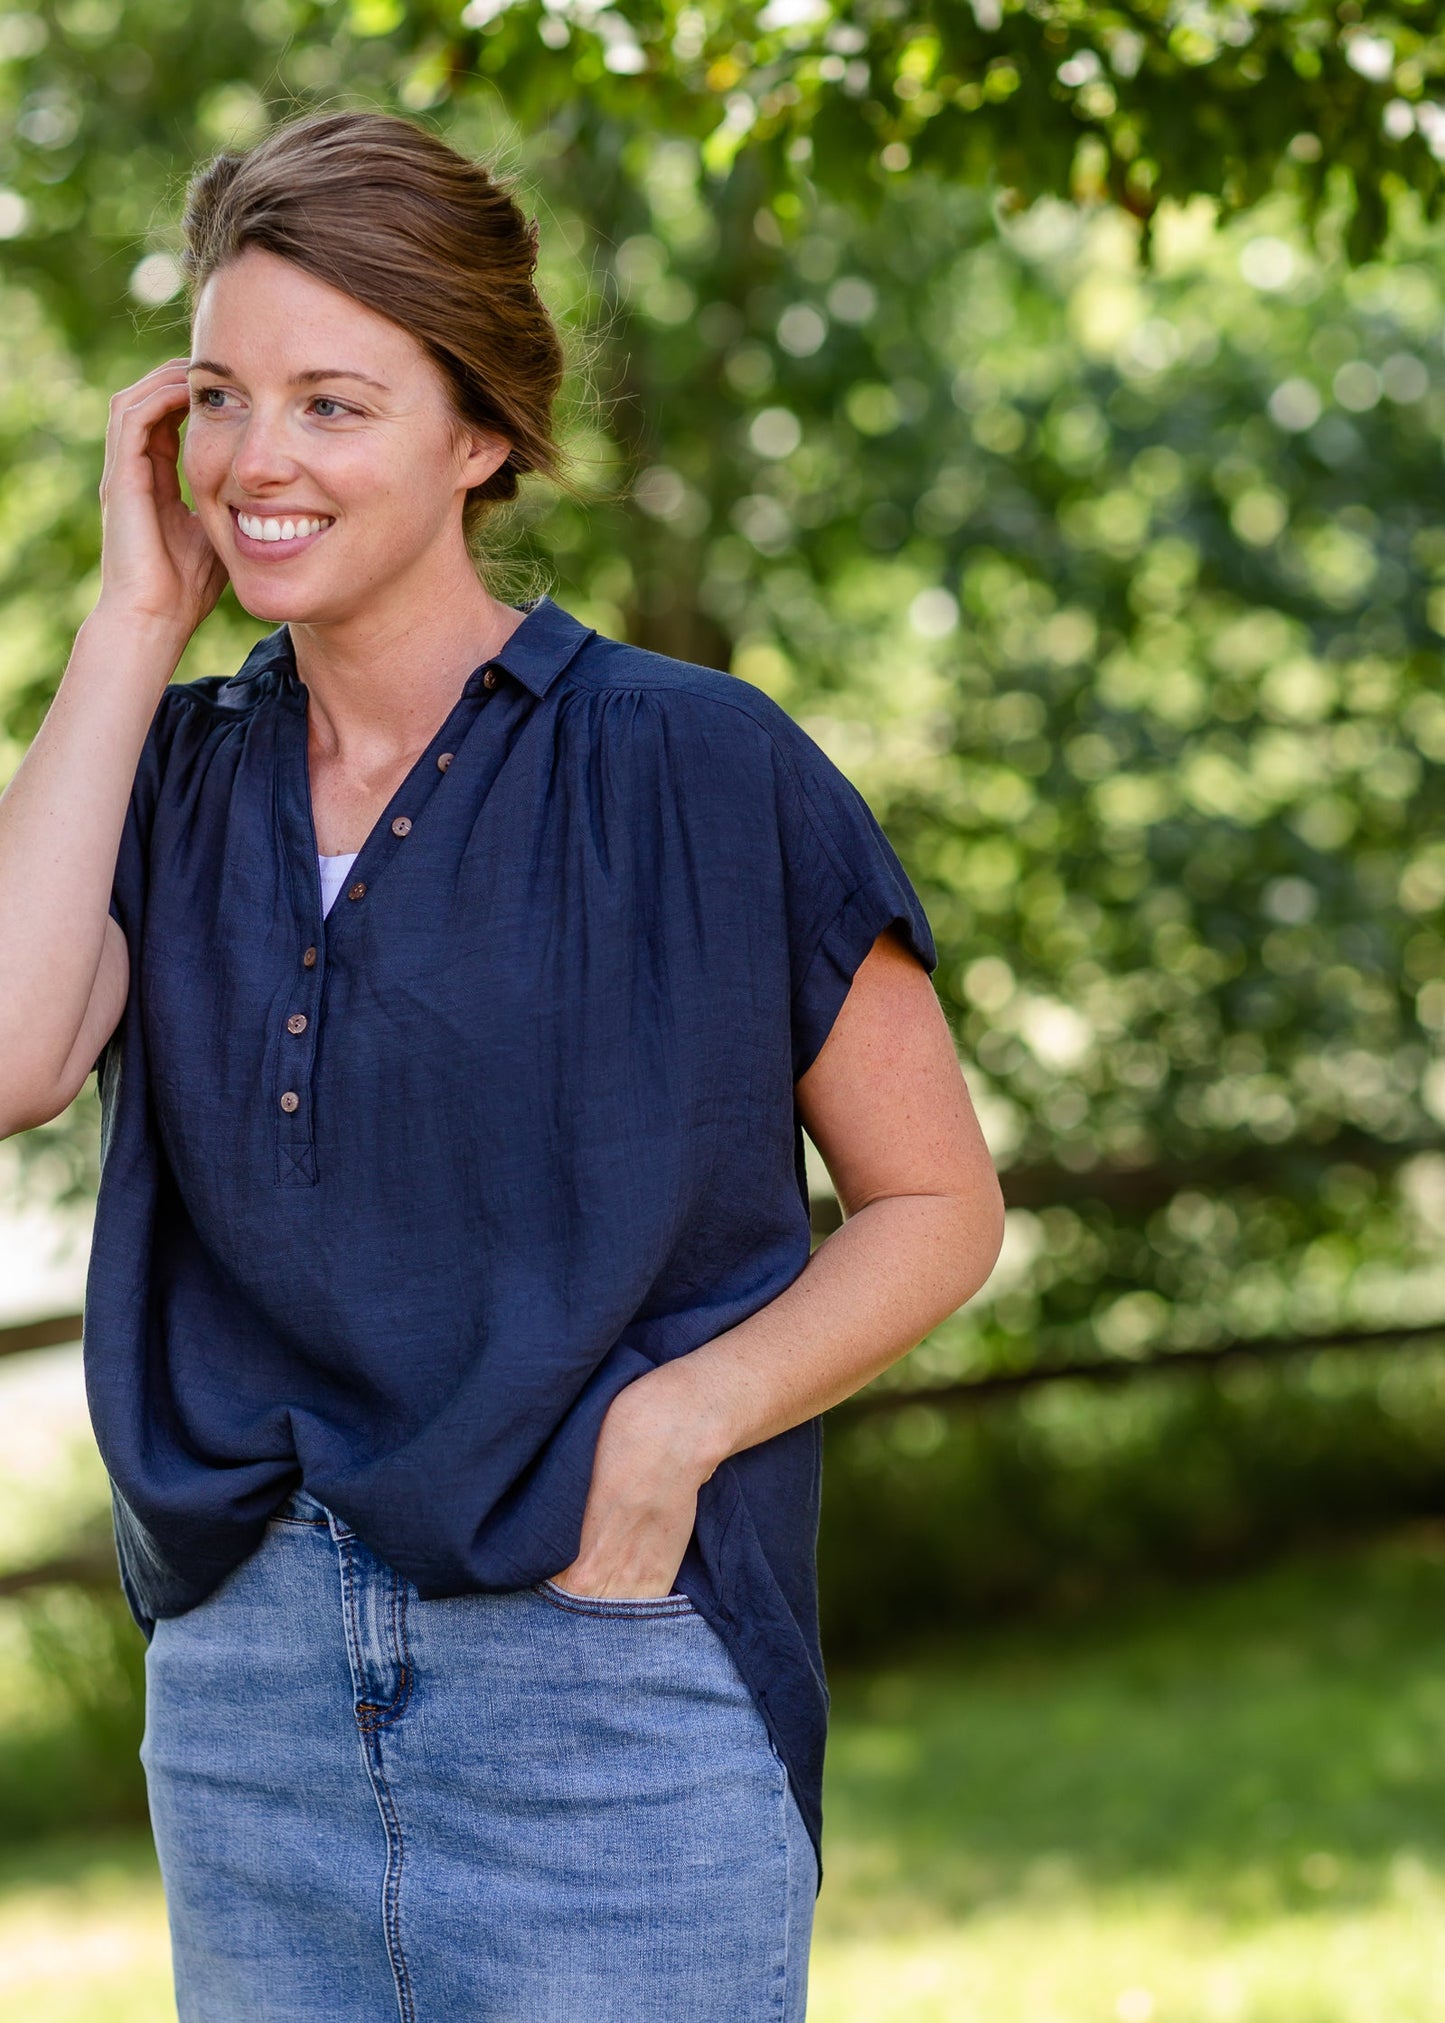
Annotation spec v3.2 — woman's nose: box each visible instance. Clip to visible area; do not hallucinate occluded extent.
[229,411,300,491]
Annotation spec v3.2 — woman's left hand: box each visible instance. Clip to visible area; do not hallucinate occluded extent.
[550,1375,714,1600]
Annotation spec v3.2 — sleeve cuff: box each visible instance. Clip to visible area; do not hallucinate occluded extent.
[791,880,937,1082]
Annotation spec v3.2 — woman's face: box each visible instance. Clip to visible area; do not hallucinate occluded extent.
[183,245,507,626]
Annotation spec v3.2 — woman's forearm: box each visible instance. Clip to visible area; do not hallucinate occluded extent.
[0,608,188,1132]
[1,358,230,1139]
[614,1180,1005,1484]
[558,939,1003,1595]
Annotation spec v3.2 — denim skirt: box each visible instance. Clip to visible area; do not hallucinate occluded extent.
[140,1488,816,2021]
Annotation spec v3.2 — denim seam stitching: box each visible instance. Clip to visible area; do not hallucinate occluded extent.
[335,1532,415,2023]
[532,1578,697,1620]
[373,1569,413,2019]
[355,1569,414,1729]
[368,1748,414,2023]
[773,1756,794,2021]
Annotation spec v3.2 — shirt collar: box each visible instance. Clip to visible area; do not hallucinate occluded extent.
[231,593,596,704]
[477,594,597,697]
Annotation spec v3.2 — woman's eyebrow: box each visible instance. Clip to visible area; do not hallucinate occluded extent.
[293,368,390,391]
[186,359,389,391]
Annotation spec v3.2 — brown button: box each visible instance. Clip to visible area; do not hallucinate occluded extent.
[280,1090,300,1114]
[482,667,499,690]
[347,881,367,901]
[286,1013,308,1036]
[437,752,454,772]
[391,816,412,837]
[302,945,318,969]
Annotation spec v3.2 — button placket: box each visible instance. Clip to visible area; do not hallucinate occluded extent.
[274,668,504,1189]
[311,675,497,953]
[273,697,328,1187]
[276,936,323,1186]
[269,712,328,1183]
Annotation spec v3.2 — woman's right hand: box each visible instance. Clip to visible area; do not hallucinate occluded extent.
[94,358,229,642]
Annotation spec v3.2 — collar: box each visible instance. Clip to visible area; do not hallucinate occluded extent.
[474,594,597,698]
[228,593,596,705]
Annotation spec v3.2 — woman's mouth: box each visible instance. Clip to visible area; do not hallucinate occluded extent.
[230,507,335,558]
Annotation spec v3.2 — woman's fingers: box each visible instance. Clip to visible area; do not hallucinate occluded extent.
[95,359,224,628]
[100,363,193,498]
[117,357,192,397]
[102,391,191,524]
[102,358,190,429]
[102,385,179,498]
[145,406,187,515]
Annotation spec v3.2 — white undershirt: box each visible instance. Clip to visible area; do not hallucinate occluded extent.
[318,850,360,918]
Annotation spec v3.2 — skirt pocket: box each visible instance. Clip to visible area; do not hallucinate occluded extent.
[532,1576,697,1620]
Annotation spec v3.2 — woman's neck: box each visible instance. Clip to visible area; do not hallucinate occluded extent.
[289,569,525,773]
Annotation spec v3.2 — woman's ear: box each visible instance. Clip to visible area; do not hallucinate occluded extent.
[458,428,512,489]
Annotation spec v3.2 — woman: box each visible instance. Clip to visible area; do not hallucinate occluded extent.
[0,110,1003,2019]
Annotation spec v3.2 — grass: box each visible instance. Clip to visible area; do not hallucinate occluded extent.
[12,1528,1445,2018]
[0,1836,171,2020]
[810,1527,1445,2021]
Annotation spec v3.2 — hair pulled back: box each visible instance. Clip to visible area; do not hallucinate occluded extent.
[179,109,565,540]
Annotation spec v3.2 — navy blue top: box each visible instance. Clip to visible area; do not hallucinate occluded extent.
[85,593,936,1864]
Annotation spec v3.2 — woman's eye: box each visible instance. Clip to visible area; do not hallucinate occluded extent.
[311,397,349,418]
[191,387,227,409]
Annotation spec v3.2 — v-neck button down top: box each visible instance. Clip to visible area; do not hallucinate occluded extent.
[85,594,936,1862]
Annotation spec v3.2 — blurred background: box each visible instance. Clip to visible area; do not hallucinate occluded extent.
[4,1,1445,2015]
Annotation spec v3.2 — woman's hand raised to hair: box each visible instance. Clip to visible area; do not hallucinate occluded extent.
[0,359,231,1139]
[95,358,229,644]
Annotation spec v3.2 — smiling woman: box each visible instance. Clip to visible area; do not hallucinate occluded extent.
[180,110,565,540]
[177,247,514,624]
[0,107,1002,2023]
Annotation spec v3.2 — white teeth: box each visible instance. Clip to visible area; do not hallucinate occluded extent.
[236,511,332,543]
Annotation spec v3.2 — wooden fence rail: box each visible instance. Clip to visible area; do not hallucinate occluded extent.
[5,1312,1445,1599]
[4,1144,1443,1598]
[0,1310,84,1357]
[829,1320,1445,1419]
[8,1306,1444,1417]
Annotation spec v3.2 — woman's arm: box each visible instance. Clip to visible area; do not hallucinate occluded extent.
[0,359,226,1138]
[553,927,1005,1597]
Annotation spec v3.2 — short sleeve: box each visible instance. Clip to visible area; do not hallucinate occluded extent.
[93,683,188,1079]
[770,718,938,1081]
[108,685,183,921]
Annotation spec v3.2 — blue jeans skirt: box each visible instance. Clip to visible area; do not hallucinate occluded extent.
[141,1489,816,2021]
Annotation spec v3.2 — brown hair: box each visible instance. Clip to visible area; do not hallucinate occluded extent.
[178,109,566,544]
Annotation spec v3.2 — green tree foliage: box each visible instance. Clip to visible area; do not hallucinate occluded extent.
[1,1,1442,1408]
